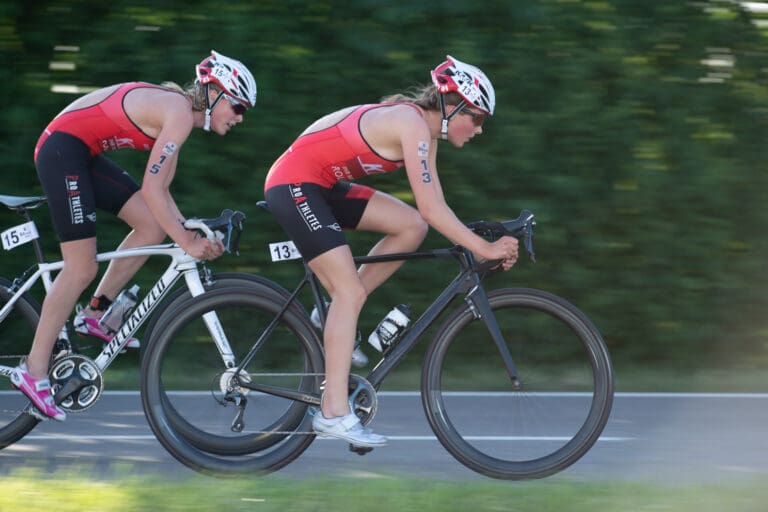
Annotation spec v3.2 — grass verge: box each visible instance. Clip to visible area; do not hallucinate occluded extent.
[1,470,767,512]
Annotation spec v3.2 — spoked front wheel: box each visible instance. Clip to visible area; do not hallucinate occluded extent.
[422,287,613,480]
[140,286,324,475]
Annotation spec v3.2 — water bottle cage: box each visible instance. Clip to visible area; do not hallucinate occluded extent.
[377,319,404,351]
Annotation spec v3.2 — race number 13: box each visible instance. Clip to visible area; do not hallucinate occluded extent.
[268,240,302,262]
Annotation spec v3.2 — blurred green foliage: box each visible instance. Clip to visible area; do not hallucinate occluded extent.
[2,0,768,371]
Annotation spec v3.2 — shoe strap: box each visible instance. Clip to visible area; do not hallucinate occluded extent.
[34,378,52,392]
[84,316,100,326]
[339,413,362,431]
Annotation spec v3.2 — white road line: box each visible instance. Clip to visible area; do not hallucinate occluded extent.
[380,392,768,399]
[18,434,632,442]
[369,436,632,442]
[21,434,158,440]
[4,391,766,398]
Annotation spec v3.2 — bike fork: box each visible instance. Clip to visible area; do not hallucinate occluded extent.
[466,286,521,388]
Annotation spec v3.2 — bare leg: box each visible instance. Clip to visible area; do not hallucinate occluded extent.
[85,193,166,310]
[26,238,99,379]
[308,245,367,418]
[355,192,428,294]
[309,192,427,417]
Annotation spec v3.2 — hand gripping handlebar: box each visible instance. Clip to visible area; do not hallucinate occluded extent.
[183,209,246,256]
[467,209,536,263]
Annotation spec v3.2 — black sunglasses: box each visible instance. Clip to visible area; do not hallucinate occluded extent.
[459,106,486,127]
[224,95,247,116]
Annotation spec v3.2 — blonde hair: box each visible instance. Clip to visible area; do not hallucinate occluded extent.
[161,81,221,112]
[380,84,463,111]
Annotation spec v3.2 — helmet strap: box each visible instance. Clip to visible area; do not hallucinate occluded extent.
[202,85,226,132]
[203,109,212,131]
[438,95,466,140]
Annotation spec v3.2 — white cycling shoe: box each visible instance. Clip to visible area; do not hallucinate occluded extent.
[312,412,387,448]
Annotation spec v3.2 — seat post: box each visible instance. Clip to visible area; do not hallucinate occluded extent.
[18,206,47,265]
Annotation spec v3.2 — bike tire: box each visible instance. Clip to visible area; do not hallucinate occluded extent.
[153,279,311,456]
[140,286,324,475]
[142,273,310,455]
[0,277,42,448]
[421,287,613,480]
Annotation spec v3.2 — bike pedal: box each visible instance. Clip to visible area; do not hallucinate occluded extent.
[348,443,374,456]
[25,406,48,422]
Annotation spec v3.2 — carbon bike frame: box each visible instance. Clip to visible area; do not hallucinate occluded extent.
[233,246,520,405]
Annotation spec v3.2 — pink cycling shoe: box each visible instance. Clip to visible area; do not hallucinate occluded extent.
[74,310,140,349]
[10,364,66,421]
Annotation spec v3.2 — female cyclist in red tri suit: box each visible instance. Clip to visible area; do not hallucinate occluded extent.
[263,55,518,447]
[11,51,257,421]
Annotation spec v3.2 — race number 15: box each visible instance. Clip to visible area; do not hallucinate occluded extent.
[1,221,39,251]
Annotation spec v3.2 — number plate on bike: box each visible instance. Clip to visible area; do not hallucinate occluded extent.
[269,240,302,261]
[1,221,39,251]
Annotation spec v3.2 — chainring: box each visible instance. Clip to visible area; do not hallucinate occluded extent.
[348,374,377,426]
[49,354,104,412]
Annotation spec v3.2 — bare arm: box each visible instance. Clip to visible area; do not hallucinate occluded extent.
[399,114,517,263]
[139,96,222,259]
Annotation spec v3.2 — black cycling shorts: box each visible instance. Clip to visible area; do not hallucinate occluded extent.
[263,181,375,262]
[35,131,140,242]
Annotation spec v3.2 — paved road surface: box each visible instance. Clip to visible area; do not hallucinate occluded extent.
[1,391,766,482]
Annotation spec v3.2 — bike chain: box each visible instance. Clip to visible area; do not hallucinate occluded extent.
[210,372,378,432]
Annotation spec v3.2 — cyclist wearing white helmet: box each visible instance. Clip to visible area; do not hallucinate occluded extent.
[196,50,257,131]
[15,51,257,420]
[431,55,495,139]
[263,55,515,447]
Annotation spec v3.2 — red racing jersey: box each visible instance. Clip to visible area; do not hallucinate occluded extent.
[34,82,165,161]
[264,103,422,190]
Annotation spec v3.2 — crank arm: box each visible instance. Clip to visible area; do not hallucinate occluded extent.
[53,377,83,404]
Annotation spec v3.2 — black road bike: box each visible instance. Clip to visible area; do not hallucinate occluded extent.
[140,203,614,479]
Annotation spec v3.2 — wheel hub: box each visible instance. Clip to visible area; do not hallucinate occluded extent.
[218,367,252,396]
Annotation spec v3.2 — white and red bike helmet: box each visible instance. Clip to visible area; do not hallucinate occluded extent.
[431,55,495,138]
[196,50,257,131]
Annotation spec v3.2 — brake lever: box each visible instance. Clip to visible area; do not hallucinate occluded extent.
[500,210,536,263]
[523,222,536,263]
[225,211,246,256]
